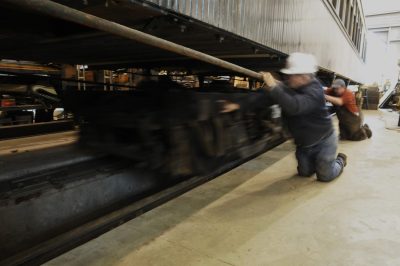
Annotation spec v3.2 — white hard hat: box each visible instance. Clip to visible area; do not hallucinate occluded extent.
[281,53,318,75]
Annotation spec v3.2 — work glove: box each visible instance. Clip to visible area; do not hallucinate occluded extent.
[260,72,278,91]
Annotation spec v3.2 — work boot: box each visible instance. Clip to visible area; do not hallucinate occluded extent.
[337,153,347,167]
[363,124,372,138]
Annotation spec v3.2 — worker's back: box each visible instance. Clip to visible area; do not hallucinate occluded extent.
[279,79,333,147]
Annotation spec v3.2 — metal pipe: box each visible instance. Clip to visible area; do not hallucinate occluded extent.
[5,0,264,80]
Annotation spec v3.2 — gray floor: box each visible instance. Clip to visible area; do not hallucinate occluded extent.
[47,110,400,266]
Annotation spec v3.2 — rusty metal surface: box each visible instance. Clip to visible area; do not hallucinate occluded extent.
[139,0,367,82]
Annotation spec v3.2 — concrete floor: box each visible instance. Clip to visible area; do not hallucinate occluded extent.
[47,110,400,266]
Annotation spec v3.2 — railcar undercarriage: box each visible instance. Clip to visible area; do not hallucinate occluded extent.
[68,78,284,177]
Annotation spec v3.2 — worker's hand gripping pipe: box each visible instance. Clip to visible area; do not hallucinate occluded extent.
[5,0,264,81]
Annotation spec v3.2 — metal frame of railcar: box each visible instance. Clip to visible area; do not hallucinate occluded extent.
[137,0,368,83]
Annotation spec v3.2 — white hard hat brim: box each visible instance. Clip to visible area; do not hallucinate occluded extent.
[280,67,317,75]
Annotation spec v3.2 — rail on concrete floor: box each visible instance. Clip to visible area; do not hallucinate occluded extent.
[0,120,75,140]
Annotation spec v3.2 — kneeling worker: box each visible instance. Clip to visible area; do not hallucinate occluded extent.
[222,53,346,182]
[325,79,372,141]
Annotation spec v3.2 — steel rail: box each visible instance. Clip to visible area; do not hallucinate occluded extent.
[4,0,264,80]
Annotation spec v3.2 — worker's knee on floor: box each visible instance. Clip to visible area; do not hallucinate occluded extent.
[297,170,314,177]
[316,174,336,182]
[297,166,314,177]
[316,164,343,182]
[315,162,339,182]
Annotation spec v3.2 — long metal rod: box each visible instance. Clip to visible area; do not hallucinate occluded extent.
[5,0,264,80]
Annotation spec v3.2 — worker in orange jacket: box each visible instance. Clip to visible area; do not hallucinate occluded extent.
[325,79,372,141]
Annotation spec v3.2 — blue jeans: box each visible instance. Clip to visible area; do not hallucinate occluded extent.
[295,132,344,182]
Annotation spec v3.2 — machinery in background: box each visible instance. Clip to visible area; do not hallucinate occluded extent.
[379,82,400,127]
[0,83,62,126]
[0,61,75,138]
[0,60,62,125]
[380,82,400,111]
[357,85,381,110]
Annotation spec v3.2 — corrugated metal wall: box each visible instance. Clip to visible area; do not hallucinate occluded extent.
[142,0,367,82]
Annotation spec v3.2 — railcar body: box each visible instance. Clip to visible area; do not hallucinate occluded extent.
[142,0,368,82]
